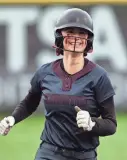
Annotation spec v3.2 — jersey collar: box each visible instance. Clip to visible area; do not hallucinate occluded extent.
[52,58,96,83]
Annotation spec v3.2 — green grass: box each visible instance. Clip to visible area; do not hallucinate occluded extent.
[0,113,126,160]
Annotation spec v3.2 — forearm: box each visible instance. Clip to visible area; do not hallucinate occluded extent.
[91,117,117,136]
[91,97,117,136]
[11,101,33,124]
[11,88,42,124]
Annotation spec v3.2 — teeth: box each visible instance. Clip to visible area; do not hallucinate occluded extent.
[70,42,81,45]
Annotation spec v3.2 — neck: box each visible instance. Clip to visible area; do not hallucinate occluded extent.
[63,51,84,75]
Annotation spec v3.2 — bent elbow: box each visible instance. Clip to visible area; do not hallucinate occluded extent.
[109,126,117,135]
[108,123,117,135]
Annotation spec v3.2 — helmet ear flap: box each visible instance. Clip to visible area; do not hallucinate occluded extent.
[84,40,93,55]
[84,33,93,56]
[55,32,64,55]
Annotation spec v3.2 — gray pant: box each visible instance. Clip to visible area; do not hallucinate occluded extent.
[35,142,97,160]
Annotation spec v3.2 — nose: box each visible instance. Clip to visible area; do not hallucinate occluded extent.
[72,36,81,42]
[69,34,80,41]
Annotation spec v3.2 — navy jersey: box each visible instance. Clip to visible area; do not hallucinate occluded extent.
[30,58,115,151]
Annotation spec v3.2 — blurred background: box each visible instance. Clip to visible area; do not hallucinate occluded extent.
[0,0,127,160]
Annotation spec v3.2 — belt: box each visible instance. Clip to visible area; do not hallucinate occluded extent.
[41,142,97,159]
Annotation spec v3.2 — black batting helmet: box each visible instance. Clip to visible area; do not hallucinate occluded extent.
[54,8,94,56]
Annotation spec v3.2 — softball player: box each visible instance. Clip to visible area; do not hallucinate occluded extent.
[0,8,117,160]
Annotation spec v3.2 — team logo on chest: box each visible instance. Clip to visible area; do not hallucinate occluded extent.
[43,93,94,106]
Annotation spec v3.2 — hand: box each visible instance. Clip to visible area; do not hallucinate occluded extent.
[75,106,95,131]
[0,116,15,136]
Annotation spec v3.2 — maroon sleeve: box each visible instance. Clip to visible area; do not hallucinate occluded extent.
[91,97,117,136]
[11,88,42,124]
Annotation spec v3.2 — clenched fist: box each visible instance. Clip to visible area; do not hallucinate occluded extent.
[0,116,15,136]
[75,106,95,131]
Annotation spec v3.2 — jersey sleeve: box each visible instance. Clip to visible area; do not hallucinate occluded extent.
[94,72,115,104]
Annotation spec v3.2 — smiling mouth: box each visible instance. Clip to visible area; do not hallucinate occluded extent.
[69,42,82,45]
[69,42,83,46]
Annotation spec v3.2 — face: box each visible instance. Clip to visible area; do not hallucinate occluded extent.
[61,27,88,53]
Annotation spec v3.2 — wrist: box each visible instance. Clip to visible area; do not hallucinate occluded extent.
[7,116,15,126]
[88,119,96,131]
